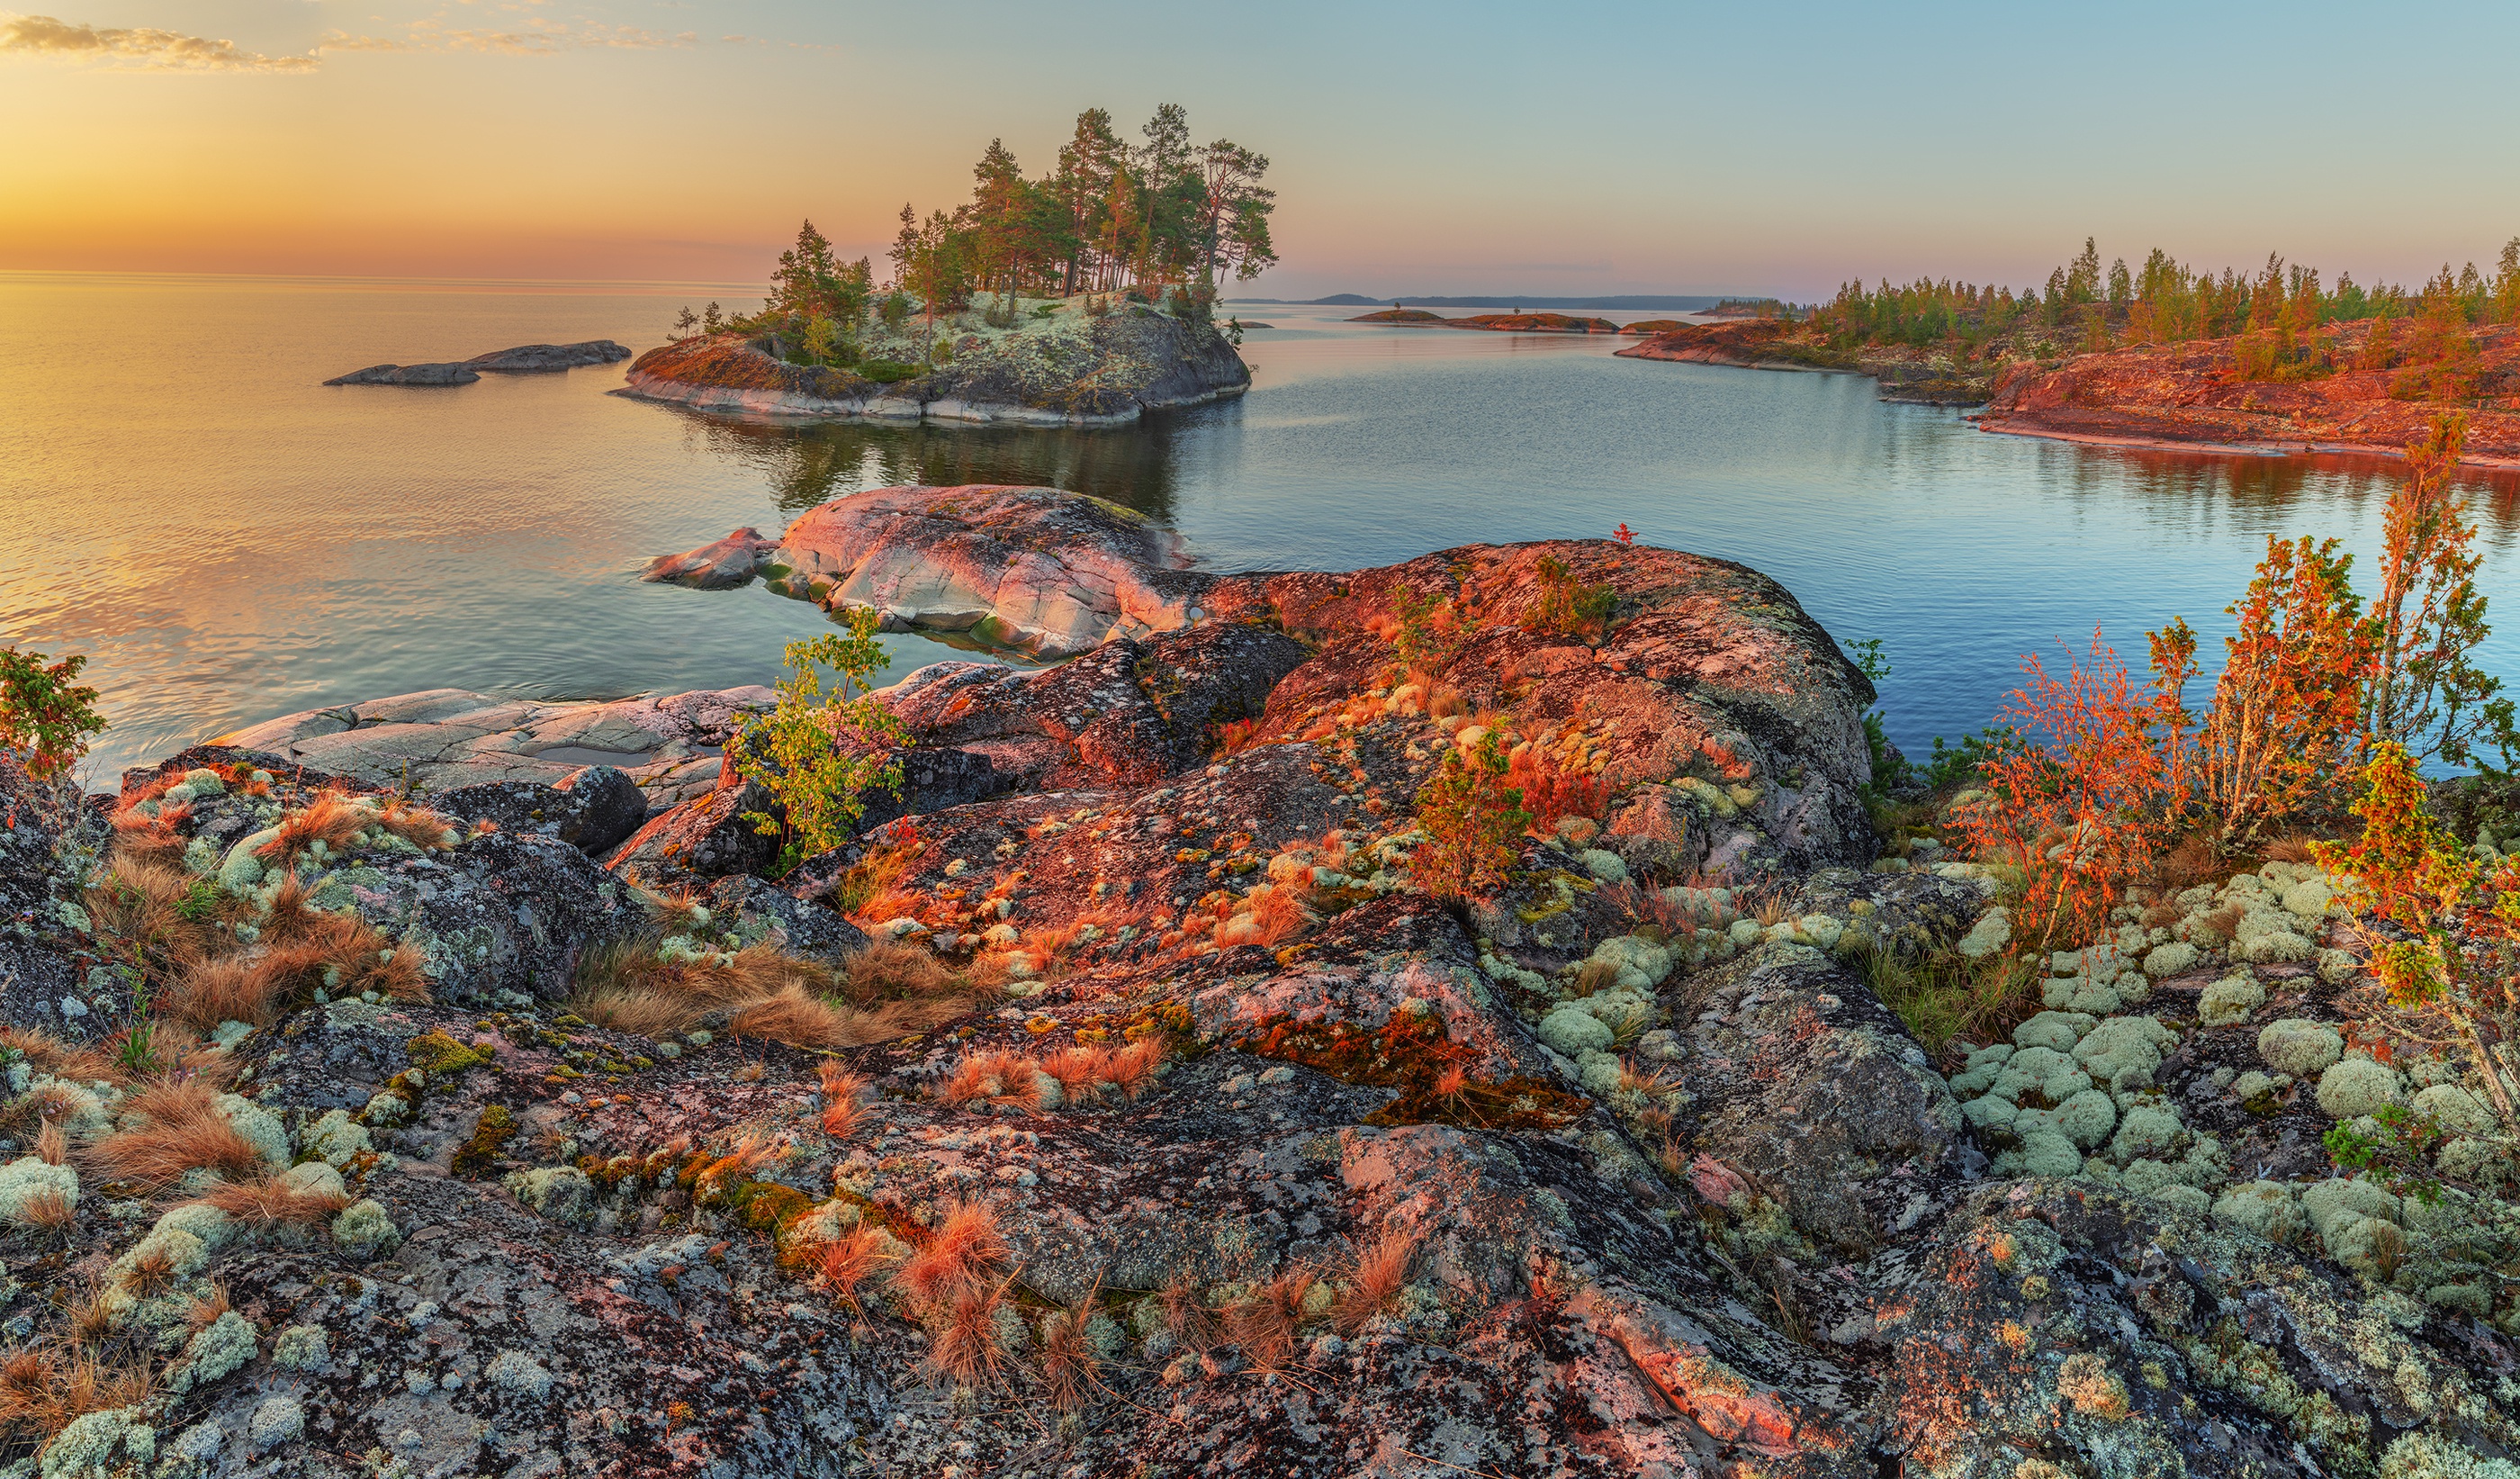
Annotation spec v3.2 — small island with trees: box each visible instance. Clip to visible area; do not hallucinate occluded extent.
[623,104,1274,428]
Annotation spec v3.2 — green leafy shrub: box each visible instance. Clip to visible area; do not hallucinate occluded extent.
[858,360,924,384]
[1532,557,1616,640]
[0,645,106,779]
[728,609,910,878]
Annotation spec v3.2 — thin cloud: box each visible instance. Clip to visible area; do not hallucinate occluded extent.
[320,20,702,55]
[0,13,320,70]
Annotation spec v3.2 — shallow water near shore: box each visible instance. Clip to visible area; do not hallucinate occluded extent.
[5,274,2517,783]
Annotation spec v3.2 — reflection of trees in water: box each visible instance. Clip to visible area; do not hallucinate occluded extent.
[683,410,1196,524]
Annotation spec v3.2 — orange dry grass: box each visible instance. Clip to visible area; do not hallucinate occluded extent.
[817,1064,871,1138]
[34,1123,69,1169]
[814,1222,892,1314]
[1035,1036,1166,1106]
[924,1278,1016,1392]
[13,1187,73,1234]
[639,882,711,933]
[1035,1281,1109,1411]
[89,1078,267,1189]
[118,1240,181,1298]
[1240,882,1316,946]
[1333,1228,1420,1333]
[192,1177,350,1231]
[254,791,371,864]
[83,855,220,967]
[1224,1267,1316,1371]
[182,1283,231,1335]
[161,905,428,1033]
[840,940,958,1006]
[1159,1277,1217,1352]
[573,941,962,1051]
[108,801,193,866]
[373,797,458,851]
[2262,833,2319,864]
[937,1050,1043,1111]
[0,1344,157,1451]
[0,1028,122,1087]
[161,959,274,1033]
[894,1199,1010,1311]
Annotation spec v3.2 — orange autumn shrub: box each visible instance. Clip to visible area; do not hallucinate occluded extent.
[2312,744,2520,1132]
[1957,629,2179,951]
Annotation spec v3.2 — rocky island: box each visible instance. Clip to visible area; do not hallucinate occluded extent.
[323,341,632,387]
[1350,309,1622,333]
[4,483,2515,1478]
[619,299,1249,428]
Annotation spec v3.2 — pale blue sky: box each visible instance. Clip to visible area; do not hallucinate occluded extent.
[4,0,2516,295]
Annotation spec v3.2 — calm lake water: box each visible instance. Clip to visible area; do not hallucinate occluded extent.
[5,274,2516,783]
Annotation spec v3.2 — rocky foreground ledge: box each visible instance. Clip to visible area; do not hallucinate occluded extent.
[3,491,2515,1479]
[617,304,1248,428]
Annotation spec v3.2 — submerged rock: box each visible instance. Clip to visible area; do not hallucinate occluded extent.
[324,339,628,385]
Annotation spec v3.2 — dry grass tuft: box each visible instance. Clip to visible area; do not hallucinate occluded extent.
[894,1199,1009,1312]
[193,1177,350,1231]
[256,791,371,865]
[840,940,959,1006]
[118,1240,180,1298]
[813,1222,893,1315]
[61,1283,113,1348]
[1333,1228,1420,1333]
[924,1278,1016,1392]
[937,1049,1045,1112]
[640,882,711,933]
[33,1123,69,1169]
[1034,1037,1166,1108]
[0,1340,158,1452]
[1224,1267,1316,1371]
[90,1078,266,1189]
[2262,833,2318,864]
[14,1187,74,1236]
[109,801,193,866]
[162,958,274,1033]
[816,1063,870,1138]
[373,796,458,852]
[83,855,217,966]
[1034,1280,1109,1411]
[1159,1276,1216,1353]
[572,940,961,1051]
[182,1283,231,1335]
[0,1028,122,1087]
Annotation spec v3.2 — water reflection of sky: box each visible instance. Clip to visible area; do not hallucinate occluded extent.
[4,282,2514,780]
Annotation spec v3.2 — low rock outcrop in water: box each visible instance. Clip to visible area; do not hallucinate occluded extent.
[323,339,631,386]
[6,493,2514,1477]
[1978,321,2520,464]
[644,484,1208,658]
[1350,309,1621,333]
[617,304,1248,427]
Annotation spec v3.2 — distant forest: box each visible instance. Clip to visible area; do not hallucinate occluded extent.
[1803,238,2520,394]
[1813,239,2520,350]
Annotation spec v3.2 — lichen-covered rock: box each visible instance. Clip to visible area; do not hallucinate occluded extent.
[0,1155,77,1227]
[431,765,651,856]
[38,1406,153,1478]
[2198,973,2267,1026]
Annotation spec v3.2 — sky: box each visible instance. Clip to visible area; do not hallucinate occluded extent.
[4,0,2517,300]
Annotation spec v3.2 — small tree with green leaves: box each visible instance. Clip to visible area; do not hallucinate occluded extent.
[2361,414,2519,772]
[671,305,699,339]
[1412,732,1532,900]
[0,646,106,780]
[727,609,909,878]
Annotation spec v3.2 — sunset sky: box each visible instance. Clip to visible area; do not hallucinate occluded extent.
[4,0,2516,299]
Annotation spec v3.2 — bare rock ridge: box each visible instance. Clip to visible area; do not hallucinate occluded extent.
[643,484,1208,658]
[5,488,2512,1478]
[323,339,632,386]
[616,304,1249,427]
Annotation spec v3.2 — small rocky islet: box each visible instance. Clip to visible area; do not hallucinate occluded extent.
[322,341,633,388]
[618,297,1249,428]
[3,486,2516,1478]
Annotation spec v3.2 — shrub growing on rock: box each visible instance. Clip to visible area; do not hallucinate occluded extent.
[0,645,104,780]
[727,609,909,879]
[1411,731,1530,900]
